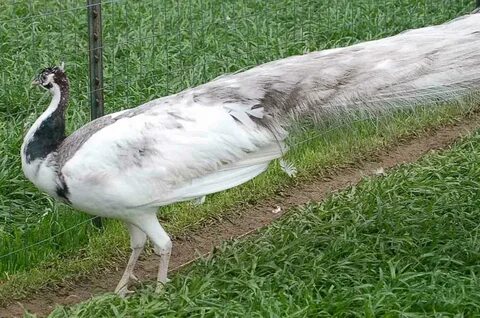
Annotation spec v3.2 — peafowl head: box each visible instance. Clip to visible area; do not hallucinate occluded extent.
[32,63,68,91]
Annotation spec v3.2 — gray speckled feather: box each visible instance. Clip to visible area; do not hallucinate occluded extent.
[55,116,116,169]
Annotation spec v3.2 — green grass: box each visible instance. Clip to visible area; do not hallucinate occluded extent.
[48,123,480,317]
[0,0,475,305]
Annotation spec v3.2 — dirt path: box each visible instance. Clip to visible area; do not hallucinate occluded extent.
[3,115,480,317]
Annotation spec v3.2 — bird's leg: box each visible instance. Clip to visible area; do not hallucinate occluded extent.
[115,247,142,296]
[154,239,172,293]
[115,222,147,297]
[133,213,172,293]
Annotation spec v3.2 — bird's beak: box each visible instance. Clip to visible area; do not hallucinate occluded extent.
[31,79,40,87]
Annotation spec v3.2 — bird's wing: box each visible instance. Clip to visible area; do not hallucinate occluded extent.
[61,97,282,208]
[142,142,285,206]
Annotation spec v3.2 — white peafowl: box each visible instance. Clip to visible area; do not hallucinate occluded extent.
[22,12,480,296]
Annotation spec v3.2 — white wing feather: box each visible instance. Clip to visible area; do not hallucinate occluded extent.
[62,100,280,211]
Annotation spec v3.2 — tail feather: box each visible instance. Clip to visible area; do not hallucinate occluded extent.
[188,12,480,131]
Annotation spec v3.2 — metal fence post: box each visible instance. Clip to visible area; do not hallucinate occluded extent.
[87,0,104,229]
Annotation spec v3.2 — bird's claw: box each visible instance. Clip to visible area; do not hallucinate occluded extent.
[155,283,165,294]
[155,278,170,293]
[129,273,138,282]
[116,285,135,298]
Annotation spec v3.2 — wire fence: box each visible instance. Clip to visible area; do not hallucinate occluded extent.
[0,0,477,276]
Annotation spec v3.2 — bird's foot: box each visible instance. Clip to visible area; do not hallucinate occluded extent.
[130,273,138,282]
[115,285,135,298]
[155,277,171,294]
[155,283,165,294]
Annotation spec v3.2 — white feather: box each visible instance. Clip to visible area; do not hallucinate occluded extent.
[192,196,206,205]
[61,102,278,215]
[224,104,264,128]
[279,159,297,177]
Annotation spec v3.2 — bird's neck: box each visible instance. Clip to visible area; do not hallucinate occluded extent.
[22,83,69,163]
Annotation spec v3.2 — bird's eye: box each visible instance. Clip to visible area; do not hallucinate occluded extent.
[41,75,47,81]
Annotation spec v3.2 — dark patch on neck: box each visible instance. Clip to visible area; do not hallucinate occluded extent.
[25,80,69,163]
[25,108,66,162]
[56,173,71,204]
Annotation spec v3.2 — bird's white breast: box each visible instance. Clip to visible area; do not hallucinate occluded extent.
[21,155,59,198]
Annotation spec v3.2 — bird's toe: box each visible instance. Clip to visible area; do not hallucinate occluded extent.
[155,280,169,294]
[129,273,139,282]
[115,285,135,298]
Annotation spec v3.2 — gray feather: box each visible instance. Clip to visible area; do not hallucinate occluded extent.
[55,116,115,169]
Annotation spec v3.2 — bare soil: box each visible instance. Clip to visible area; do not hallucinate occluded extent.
[2,114,480,318]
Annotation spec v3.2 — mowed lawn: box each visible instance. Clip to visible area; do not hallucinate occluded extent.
[50,128,480,317]
[0,0,475,306]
